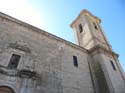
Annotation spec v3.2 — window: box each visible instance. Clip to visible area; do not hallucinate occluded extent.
[79,24,83,33]
[8,54,21,69]
[73,56,78,67]
[110,60,116,71]
[93,22,98,30]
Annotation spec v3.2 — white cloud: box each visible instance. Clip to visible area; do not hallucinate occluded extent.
[0,0,43,28]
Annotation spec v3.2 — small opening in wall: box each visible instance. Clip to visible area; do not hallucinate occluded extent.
[73,56,78,67]
[79,24,83,33]
[8,54,21,69]
[110,60,116,71]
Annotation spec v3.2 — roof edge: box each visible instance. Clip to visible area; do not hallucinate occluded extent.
[0,12,88,53]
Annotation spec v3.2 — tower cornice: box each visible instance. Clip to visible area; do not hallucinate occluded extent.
[88,45,119,58]
[70,9,101,28]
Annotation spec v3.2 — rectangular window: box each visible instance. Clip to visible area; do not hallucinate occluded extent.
[110,60,116,71]
[8,54,21,69]
[73,56,78,67]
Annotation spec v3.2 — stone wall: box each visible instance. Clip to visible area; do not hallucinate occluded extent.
[0,14,94,93]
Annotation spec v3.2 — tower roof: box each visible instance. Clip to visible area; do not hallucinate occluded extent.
[70,9,101,28]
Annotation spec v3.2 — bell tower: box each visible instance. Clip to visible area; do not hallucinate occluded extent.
[71,10,125,93]
[71,10,111,51]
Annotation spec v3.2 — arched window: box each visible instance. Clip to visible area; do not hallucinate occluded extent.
[79,24,83,33]
[93,22,98,30]
[0,86,15,93]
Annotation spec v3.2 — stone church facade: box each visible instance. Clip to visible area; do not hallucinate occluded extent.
[0,10,124,93]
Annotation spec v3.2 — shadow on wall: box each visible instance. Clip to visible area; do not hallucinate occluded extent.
[95,61,110,93]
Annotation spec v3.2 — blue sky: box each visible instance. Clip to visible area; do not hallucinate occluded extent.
[0,0,124,70]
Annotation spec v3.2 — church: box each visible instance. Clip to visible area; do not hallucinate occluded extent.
[0,10,125,93]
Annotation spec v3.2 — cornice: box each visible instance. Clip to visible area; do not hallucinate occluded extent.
[70,9,101,28]
[88,45,119,58]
